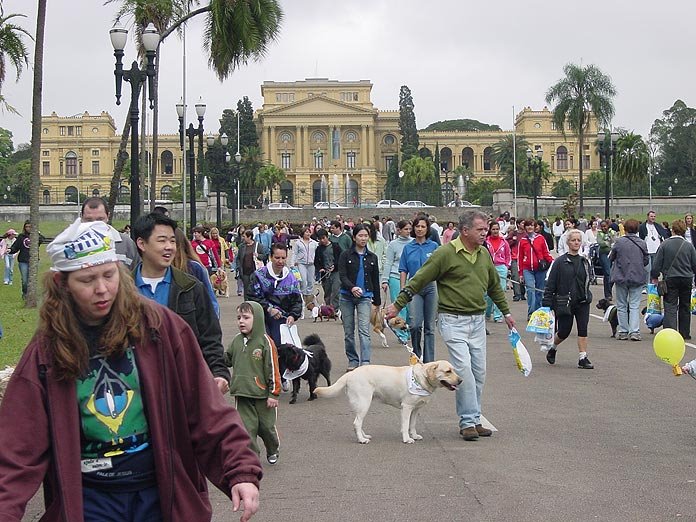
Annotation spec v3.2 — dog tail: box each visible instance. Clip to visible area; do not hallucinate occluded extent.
[314,373,348,399]
[303,333,323,347]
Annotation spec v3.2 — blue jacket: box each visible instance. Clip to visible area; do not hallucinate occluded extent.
[399,239,439,278]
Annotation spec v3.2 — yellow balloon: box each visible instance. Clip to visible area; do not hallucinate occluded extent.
[653,328,686,366]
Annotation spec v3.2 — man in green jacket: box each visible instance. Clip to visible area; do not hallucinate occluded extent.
[386,209,516,442]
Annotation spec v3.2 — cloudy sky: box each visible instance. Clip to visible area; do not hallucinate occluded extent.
[2,0,694,147]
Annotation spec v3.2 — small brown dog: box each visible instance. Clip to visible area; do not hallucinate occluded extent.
[210,269,229,298]
[370,307,408,347]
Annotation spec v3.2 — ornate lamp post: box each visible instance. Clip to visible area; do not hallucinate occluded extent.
[110,20,158,226]
[207,133,231,230]
[178,98,206,228]
[233,151,242,226]
[526,147,543,219]
[597,131,619,219]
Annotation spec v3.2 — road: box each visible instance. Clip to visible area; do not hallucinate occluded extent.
[24,288,696,521]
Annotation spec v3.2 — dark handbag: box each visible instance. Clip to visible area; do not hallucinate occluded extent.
[657,280,668,297]
[537,259,551,272]
[554,294,572,317]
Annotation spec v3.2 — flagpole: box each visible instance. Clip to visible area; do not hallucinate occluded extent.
[512,105,518,218]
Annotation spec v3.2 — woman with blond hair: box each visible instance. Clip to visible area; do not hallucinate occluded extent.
[210,226,230,269]
[0,219,262,521]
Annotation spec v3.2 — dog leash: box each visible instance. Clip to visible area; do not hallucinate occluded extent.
[381,287,420,365]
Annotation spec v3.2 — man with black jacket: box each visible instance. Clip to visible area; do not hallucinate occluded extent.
[314,228,342,310]
[131,213,230,393]
[639,210,670,285]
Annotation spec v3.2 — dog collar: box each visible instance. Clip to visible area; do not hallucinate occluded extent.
[602,305,616,322]
[406,367,431,397]
[282,350,312,381]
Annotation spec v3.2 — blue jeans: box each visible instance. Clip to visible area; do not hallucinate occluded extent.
[408,282,437,363]
[18,261,29,299]
[438,313,487,429]
[339,295,372,367]
[387,275,409,323]
[615,284,643,335]
[598,252,613,299]
[83,484,161,522]
[523,269,547,317]
[4,254,14,284]
[485,265,508,321]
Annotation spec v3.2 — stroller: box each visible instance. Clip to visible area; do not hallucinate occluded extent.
[587,243,600,285]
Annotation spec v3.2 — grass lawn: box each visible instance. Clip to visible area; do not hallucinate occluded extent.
[0,219,129,368]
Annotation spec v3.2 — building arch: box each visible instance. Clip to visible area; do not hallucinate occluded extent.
[92,188,100,197]
[160,185,173,200]
[483,147,494,171]
[343,130,359,144]
[419,147,432,159]
[65,151,78,178]
[161,150,174,175]
[279,180,294,204]
[311,130,326,144]
[440,147,453,171]
[64,185,78,203]
[42,189,51,204]
[461,147,474,169]
[556,146,568,170]
[312,179,325,203]
[347,179,359,206]
[278,131,294,145]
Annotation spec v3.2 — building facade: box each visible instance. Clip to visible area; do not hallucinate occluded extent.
[39,79,600,206]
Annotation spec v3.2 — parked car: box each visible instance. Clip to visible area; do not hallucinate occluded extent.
[314,201,347,209]
[447,200,480,208]
[376,199,402,208]
[401,200,434,208]
[268,202,300,210]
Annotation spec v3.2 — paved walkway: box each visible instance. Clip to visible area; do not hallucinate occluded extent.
[24,286,696,521]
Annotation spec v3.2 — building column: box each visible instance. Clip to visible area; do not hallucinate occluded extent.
[361,125,368,167]
[367,125,375,167]
[304,125,310,169]
[265,126,272,163]
[269,126,277,166]
[296,126,303,168]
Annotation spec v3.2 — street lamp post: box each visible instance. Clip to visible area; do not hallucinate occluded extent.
[597,131,619,219]
[178,98,206,229]
[526,147,543,219]
[110,20,158,227]
[207,133,230,230]
[232,151,242,226]
[315,149,326,204]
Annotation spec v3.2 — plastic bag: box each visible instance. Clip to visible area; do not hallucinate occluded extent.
[691,288,696,316]
[646,283,662,315]
[508,328,532,377]
[526,306,554,334]
[279,323,301,347]
[290,266,302,282]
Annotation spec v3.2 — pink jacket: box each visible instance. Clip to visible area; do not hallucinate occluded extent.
[0,302,262,522]
[486,236,511,267]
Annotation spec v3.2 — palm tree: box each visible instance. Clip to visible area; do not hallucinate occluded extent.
[491,133,530,188]
[256,164,285,203]
[614,132,649,193]
[239,145,264,206]
[107,0,282,212]
[27,0,47,308]
[0,6,32,113]
[545,63,616,213]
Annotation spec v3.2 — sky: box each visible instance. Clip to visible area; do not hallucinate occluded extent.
[2,0,695,148]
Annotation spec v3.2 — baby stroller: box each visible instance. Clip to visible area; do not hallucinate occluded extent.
[587,243,600,285]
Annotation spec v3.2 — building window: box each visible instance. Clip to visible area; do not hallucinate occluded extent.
[347,152,356,169]
[42,150,49,156]
[281,153,291,170]
[59,126,66,136]
[551,121,556,130]
[340,91,358,102]
[314,151,324,169]
[345,131,358,143]
[385,156,394,171]
[42,190,50,204]
[64,186,78,203]
[92,161,99,174]
[92,189,100,197]
[65,152,78,178]
[67,126,74,136]
[76,126,82,136]
[161,150,174,175]
[583,155,590,170]
[42,128,48,134]
[42,161,50,176]
[279,131,293,144]
[483,147,494,171]
[161,185,172,200]
[275,92,295,103]
[383,134,396,146]
[556,146,568,170]
[311,130,326,143]
[92,149,99,156]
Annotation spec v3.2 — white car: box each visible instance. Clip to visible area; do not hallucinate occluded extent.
[313,201,347,209]
[267,202,299,210]
[376,199,402,208]
[447,200,480,208]
[401,200,434,208]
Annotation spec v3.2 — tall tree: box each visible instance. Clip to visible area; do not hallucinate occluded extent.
[650,100,696,193]
[545,63,616,213]
[0,5,31,113]
[256,163,285,203]
[27,0,47,308]
[237,96,258,149]
[398,85,419,162]
[107,0,282,211]
[614,131,649,194]
[239,145,264,206]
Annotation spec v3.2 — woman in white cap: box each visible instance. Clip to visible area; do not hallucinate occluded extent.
[0,228,17,285]
[0,219,262,521]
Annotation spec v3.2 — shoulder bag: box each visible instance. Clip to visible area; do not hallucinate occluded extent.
[657,240,685,296]
[528,237,550,272]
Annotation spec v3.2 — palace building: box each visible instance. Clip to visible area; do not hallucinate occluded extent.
[38,79,600,206]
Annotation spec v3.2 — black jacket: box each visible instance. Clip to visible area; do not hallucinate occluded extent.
[337,246,381,306]
[314,241,343,273]
[542,254,592,309]
[639,221,670,242]
[133,264,230,383]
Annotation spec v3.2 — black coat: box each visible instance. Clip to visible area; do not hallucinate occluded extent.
[337,246,381,306]
[542,254,593,309]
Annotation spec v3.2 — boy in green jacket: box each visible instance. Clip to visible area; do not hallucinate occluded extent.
[226,301,282,464]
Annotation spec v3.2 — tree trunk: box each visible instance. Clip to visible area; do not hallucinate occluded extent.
[578,131,585,215]
[108,117,132,221]
[26,0,47,308]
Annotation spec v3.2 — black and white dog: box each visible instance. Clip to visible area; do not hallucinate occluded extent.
[277,334,332,404]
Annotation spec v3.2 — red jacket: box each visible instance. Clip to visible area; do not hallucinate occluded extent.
[192,238,222,269]
[518,233,554,274]
[0,302,262,522]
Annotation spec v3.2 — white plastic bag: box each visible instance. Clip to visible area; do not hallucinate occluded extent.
[279,323,301,347]
[508,328,532,377]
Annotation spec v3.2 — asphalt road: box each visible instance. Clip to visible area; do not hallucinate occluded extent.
[23,286,696,521]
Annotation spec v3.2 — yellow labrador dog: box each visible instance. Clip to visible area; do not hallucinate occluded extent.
[315,361,461,444]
